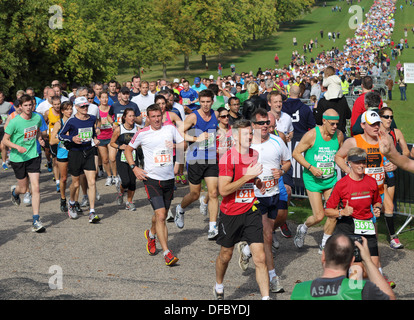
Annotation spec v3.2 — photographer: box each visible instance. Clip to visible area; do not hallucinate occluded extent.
[291,234,395,300]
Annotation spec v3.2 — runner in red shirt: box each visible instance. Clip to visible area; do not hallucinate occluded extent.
[326,147,382,277]
[214,119,270,300]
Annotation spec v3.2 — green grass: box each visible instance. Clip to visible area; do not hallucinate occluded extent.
[116,0,374,85]
[382,4,414,142]
[120,0,414,248]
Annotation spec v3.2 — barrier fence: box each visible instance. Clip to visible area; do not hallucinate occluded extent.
[288,140,414,234]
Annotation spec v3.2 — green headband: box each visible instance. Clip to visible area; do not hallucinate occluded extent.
[323,115,340,120]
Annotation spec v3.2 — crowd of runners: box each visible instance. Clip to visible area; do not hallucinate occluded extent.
[0,0,409,300]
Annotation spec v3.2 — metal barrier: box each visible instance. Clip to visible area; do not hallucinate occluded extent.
[289,142,414,233]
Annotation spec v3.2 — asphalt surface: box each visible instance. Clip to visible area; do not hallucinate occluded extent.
[0,161,413,302]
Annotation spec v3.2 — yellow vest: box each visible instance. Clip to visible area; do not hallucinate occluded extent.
[341,80,349,95]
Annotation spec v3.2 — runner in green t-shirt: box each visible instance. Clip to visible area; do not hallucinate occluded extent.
[3,94,46,232]
[292,109,344,251]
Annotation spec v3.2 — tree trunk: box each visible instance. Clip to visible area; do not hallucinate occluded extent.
[163,62,167,79]
[201,54,206,65]
[184,55,190,70]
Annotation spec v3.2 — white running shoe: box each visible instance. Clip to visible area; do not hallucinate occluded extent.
[23,192,32,206]
[174,206,185,229]
[105,176,112,186]
[294,224,307,249]
[199,195,208,216]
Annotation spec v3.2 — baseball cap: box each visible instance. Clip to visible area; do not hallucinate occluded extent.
[361,111,381,125]
[173,78,179,83]
[194,77,201,85]
[209,75,214,80]
[74,96,89,106]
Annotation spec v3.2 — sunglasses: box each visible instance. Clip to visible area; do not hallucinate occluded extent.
[78,104,89,109]
[219,114,230,119]
[254,120,270,126]
[381,115,393,120]
[326,120,339,127]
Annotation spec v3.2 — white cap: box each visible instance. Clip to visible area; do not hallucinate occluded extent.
[173,78,179,83]
[361,111,381,124]
[74,96,89,106]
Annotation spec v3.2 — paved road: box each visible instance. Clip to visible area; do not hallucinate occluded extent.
[0,162,412,302]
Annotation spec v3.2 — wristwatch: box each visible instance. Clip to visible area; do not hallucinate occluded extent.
[130,164,136,169]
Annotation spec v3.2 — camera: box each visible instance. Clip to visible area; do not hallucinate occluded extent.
[348,235,363,262]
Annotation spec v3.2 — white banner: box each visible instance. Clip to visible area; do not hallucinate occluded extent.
[404,63,414,83]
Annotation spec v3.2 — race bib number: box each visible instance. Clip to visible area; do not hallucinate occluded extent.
[1,114,8,122]
[262,175,279,193]
[100,117,112,129]
[24,126,37,142]
[353,218,376,235]
[235,183,255,203]
[182,98,190,106]
[116,113,123,124]
[78,127,93,142]
[317,162,335,179]
[365,167,385,186]
[154,149,173,167]
[199,132,215,150]
[121,150,136,162]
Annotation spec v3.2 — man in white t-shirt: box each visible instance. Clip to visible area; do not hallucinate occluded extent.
[267,91,293,142]
[237,108,291,294]
[131,81,154,127]
[36,87,55,115]
[125,104,184,267]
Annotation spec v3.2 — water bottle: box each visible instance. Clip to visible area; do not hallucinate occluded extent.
[383,156,394,178]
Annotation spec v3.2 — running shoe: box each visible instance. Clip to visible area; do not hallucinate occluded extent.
[174,206,184,229]
[2,163,8,170]
[80,195,89,207]
[56,182,60,193]
[280,222,292,238]
[88,213,100,223]
[180,175,187,184]
[114,175,121,193]
[175,175,181,184]
[68,203,78,219]
[164,251,179,266]
[270,276,284,293]
[96,190,101,201]
[145,229,156,255]
[272,231,280,250]
[318,244,324,255]
[11,185,20,206]
[199,195,208,216]
[23,192,32,206]
[47,160,53,172]
[74,201,83,214]
[294,224,307,249]
[390,238,404,249]
[116,192,124,205]
[60,199,68,213]
[105,176,112,186]
[166,209,174,222]
[208,226,218,240]
[32,219,45,233]
[213,286,224,300]
[125,201,136,211]
[237,241,250,271]
[383,275,396,289]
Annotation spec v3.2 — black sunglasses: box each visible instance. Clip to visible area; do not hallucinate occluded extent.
[219,114,230,119]
[254,120,270,125]
[381,115,393,120]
